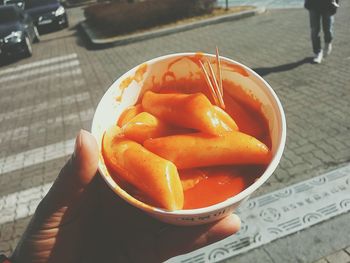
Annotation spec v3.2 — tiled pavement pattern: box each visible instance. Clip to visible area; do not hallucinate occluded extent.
[314,247,350,263]
[1,0,350,261]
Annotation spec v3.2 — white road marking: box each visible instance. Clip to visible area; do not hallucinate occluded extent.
[0,91,90,122]
[0,107,94,145]
[0,53,78,76]
[0,68,82,93]
[0,60,80,84]
[0,126,28,145]
[0,183,52,224]
[0,53,94,225]
[0,139,75,175]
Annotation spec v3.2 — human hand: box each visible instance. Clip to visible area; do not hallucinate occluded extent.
[11,130,241,263]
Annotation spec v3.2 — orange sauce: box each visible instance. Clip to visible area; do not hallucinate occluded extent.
[112,87,270,209]
[157,76,270,209]
[105,55,271,210]
[181,165,266,209]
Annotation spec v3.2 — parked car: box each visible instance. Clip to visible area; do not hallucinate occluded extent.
[3,0,25,9]
[0,5,40,58]
[24,0,69,29]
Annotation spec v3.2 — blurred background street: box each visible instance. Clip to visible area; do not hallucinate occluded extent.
[0,0,349,262]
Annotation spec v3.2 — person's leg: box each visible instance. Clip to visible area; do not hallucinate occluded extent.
[322,13,334,55]
[309,10,322,54]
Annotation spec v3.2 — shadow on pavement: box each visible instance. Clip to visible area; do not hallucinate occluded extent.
[28,25,89,49]
[74,24,114,51]
[0,55,25,67]
[37,24,68,35]
[253,57,313,77]
[74,25,95,50]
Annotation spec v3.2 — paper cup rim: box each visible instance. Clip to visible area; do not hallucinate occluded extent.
[92,52,286,216]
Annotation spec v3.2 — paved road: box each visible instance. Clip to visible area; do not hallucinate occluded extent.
[217,0,303,9]
[0,2,349,262]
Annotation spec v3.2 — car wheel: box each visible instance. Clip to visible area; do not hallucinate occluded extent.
[62,15,69,28]
[23,36,33,58]
[33,26,40,43]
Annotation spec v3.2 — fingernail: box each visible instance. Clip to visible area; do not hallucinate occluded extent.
[73,130,84,159]
[231,214,241,230]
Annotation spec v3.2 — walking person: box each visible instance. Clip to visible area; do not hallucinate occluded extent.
[304,0,339,64]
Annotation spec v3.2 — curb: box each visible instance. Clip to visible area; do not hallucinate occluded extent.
[63,0,95,8]
[80,7,266,46]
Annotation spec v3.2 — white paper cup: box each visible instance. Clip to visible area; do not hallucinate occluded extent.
[91,52,286,226]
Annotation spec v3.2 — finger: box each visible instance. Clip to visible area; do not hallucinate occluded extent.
[126,214,240,263]
[156,214,241,262]
[12,130,99,262]
[98,178,167,232]
[35,130,99,227]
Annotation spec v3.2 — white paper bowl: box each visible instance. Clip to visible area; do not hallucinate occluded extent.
[91,52,286,226]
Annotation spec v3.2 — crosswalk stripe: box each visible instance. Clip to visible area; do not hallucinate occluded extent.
[0,139,75,175]
[0,91,90,122]
[0,107,94,146]
[0,68,82,93]
[0,53,78,76]
[0,60,80,84]
[0,182,52,224]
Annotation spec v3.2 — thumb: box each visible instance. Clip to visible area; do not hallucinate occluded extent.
[35,129,99,228]
[12,130,99,262]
